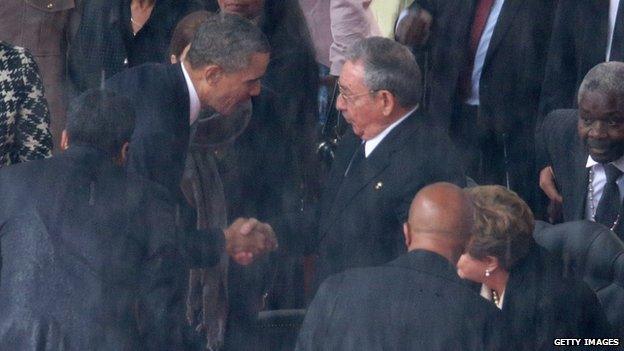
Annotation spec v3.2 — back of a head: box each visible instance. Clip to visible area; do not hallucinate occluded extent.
[407,182,474,248]
[186,12,270,72]
[345,37,422,108]
[66,89,135,155]
[578,61,624,103]
[169,10,212,59]
[465,185,535,271]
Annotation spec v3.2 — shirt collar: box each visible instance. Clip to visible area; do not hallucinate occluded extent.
[364,106,417,157]
[181,62,201,126]
[586,153,624,173]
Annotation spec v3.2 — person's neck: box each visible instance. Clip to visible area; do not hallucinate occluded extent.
[408,237,461,265]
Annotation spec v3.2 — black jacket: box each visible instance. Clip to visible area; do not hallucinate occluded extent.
[277,112,465,290]
[0,146,221,350]
[539,0,612,120]
[296,250,505,351]
[106,63,190,196]
[69,0,203,93]
[501,244,612,350]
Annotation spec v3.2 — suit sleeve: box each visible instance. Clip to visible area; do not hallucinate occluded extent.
[14,48,53,162]
[295,274,343,351]
[134,185,224,348]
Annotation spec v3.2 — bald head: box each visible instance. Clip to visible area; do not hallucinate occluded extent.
[404,183,474,262]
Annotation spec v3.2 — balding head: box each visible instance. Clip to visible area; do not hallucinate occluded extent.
[403,182,474,264]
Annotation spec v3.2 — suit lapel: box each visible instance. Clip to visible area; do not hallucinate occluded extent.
[483,0,523,68]
[571,141,589,220]
[319,114,420,236]
[319,133,360,221]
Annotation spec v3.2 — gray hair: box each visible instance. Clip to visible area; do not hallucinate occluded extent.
[578,61,624,103]
[345,37,422,108]
[187,13,270,72]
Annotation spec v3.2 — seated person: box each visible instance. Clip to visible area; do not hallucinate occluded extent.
[296,183,504,351]
[539,62,624,239]
[0,89,274,350]
[458,185,612,350]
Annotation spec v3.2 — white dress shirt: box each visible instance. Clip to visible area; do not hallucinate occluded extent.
[181,62,201,126]
[465,0,506,106]
[364,106,417,157]
[606,0,622,61]
[584,154,624,220]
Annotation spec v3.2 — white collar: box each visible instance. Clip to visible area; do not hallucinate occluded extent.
[364,106,417,157]
[181,62,201,126]
[586,153,624,173]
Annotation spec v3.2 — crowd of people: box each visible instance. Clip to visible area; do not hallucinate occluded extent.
[1,0,624,350]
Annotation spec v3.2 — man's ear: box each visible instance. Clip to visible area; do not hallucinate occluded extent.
[60,130,69,151]
[119,142,130,164]
[378,90,396,116]
[203,64,223,85]
[403,222,411,248]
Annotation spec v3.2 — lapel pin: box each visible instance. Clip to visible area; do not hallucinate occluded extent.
[374,181,383,190]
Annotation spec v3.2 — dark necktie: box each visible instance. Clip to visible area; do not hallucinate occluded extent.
[458,0,496,99]
[595,164,623,227]
[610,3,624,61]
[344,141,366,177]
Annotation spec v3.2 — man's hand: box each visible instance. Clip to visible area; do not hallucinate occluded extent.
[224,218,278,265]
[539,166,563,223]
[395,7,433,47]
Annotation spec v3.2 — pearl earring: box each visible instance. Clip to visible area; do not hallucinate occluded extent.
[485,269,490,277]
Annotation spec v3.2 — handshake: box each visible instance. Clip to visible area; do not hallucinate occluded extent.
[224,217,279,265]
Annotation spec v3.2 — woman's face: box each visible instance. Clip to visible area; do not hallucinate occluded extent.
[456,253,490,283]
[217,0,264,20]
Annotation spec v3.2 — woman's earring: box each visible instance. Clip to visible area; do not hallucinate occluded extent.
[485,269,491,277]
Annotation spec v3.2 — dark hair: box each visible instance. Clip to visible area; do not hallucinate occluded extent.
[345,37,422,108]
[169,10,212,59]
[187,12,270,72]
[66,89,135,154]
[465,185,535,271]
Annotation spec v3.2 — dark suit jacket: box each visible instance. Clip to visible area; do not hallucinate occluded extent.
[296,250,504,351]
[539,0,610,119]
[540,109,592,222]
[413,0,555,134]
[279,112,465,289]
[106,63,190,195]
[0,146,222,350]
[502,244,612,350]
[68,0,204,93]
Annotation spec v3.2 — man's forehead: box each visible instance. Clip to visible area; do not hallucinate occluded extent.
[340,60,366,89]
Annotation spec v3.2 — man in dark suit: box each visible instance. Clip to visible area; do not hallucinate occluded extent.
[296,183,504,350]
[0,90,274,350]
[538,1,624,216]
[396,0,556,208]
[540,62,624,239]
[105,12,270,196]
[276,37,465,291]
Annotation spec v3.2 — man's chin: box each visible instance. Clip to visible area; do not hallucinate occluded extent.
[589,148,623,164]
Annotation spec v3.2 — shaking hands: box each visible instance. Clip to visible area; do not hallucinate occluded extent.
[224,217,278,265]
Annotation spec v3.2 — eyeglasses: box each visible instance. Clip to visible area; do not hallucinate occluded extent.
[337,84,376,105]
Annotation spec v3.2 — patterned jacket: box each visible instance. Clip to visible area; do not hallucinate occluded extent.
[0,42,53,166]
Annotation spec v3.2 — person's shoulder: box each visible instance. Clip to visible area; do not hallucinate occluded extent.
[0,42,37,70]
